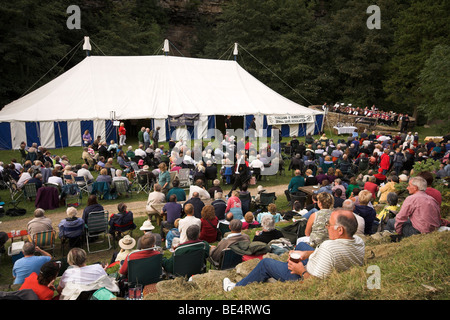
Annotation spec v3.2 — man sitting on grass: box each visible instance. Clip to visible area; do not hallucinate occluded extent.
[223,209,365,291]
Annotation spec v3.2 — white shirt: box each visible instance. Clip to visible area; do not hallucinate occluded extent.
[47,176,63,187]
[306,236,365,279]
[134,148,147,158]
[188,185,211,200]
[77,168,94,182]
[59,264,107,289]
[17,172,32,188]
[250,159,265,171]
[178,215,201,244]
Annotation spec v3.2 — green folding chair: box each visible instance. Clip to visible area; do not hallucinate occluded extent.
[127,248,163,287]
[23,183,37,201]
[85,210,112,254]
[172,242,207,278]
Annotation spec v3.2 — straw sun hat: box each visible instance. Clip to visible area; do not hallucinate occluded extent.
[119,235,136,250]
[140,220,155,231]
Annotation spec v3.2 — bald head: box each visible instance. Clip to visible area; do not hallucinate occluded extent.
[329,209,358,239]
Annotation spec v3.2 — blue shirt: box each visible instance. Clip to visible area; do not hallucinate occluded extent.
[12,255,51,284]
[162,202,182,224]
[257,212,282,223]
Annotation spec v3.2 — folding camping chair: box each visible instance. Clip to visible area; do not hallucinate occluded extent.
[172,242,207,278]
[74,176,92,196]
[32,230,56,256]
[113,180,132,198]
[220,249,243,270]
[255,192,276,212]
[134,174,151,194]
[127,248,163,287]
[23,183,38,201]
[7,180,23,210]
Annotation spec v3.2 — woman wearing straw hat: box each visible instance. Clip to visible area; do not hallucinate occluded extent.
[115,235,136,262]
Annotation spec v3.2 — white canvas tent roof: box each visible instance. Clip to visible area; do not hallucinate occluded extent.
[0,55,322,122]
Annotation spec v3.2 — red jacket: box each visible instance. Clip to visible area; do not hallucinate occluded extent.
[379,153,390,170]
[364,181,379,201]
[199,217,219,243]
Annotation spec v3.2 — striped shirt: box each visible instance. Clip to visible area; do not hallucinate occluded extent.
[306,236,365,279]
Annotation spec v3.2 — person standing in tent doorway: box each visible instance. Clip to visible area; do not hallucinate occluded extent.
[225,116,232,131]
[119,122,126,146]
[153,127,160,145]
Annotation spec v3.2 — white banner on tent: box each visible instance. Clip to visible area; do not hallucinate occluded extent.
[289,124,299,137]
[255,114,264,137]
[173,126,189,142]
[40,122,55,149]
[196,115,208,141]
[67,121,80,147]
[307,122,315,135]
[10,121,27,150]
[266,114,314,125]
[154,119,166,142]
[94,119,106,143]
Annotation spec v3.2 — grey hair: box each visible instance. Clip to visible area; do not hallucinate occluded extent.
[409,176,427,191]
[66,207,78,218]
[334,210,358,237]
[34,208,45,218]
[261,214,275,231]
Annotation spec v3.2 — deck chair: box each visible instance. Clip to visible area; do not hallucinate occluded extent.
[177,168,191,189]
[255,192,276,212]
[127,248,163,287]
[32,230,56,255]
[172,242,207,278]
[114,180,131,198]
[23,183,38,201]
[85,210,112,253]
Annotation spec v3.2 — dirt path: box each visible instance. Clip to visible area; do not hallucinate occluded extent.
[0,184,289,232]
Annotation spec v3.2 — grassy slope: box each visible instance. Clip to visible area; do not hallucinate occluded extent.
[150,231,450,300]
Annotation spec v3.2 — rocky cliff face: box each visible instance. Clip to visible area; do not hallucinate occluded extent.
[158,0,227,56]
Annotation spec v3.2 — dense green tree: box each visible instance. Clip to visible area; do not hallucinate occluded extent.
[0,0,69,107]
[418,44,450,129]
[383,0,450,115]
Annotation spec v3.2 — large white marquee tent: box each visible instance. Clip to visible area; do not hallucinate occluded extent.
[0,46,324,150]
